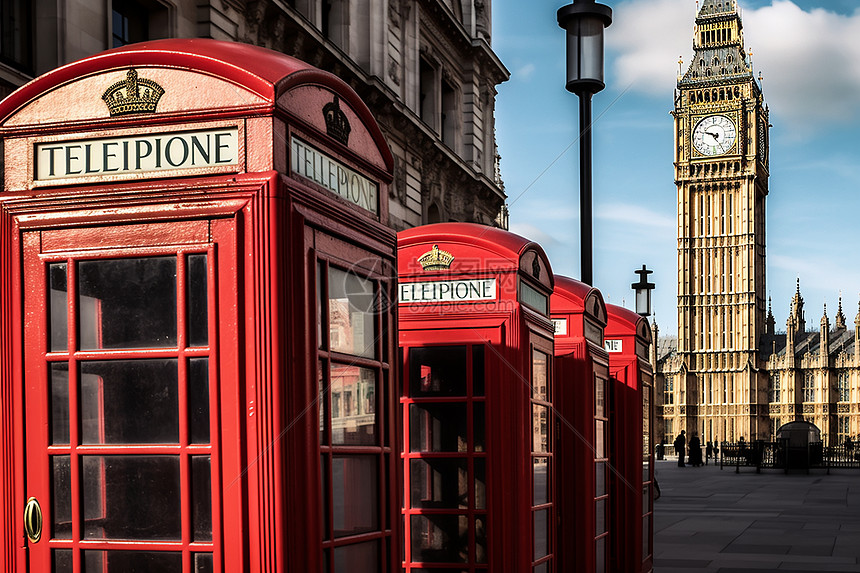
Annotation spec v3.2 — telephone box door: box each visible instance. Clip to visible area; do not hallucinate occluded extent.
[22,220,235,573]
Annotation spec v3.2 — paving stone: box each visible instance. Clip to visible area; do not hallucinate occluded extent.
[654,459,860,571]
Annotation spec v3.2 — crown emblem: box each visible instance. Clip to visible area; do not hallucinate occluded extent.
[323,95,351,146]
[102,69,165,116]
[418,245,455,271]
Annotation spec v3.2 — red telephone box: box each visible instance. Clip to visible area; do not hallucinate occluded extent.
[397,222,555,573]
[549,275,610,573]
[0,40,399,573]
[604,304,654,573]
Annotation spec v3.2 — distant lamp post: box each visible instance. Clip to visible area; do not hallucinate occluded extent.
[632,265,655,317]
[558,0,612,286]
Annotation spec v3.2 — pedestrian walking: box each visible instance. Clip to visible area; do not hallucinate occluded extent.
[705,441,713,465]
[674,430,686,467]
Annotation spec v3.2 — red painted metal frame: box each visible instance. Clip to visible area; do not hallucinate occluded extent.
[21,221,228,572]
[398,223,555,573]
[604,304,654,573]
[0,39,398,573]
[550,275,609,573]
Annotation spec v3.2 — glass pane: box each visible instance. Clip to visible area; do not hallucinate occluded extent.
[52,456,71,539]
[533,405,549,453]
[78,257,177,350]
[83,550,181,572]
[328,267,376,358]
[595,420,605,458]
[410,346,467,397]
[534,563,548,573]
[317,262,324,350]
[473,345,485,396]
[643,514,652,559]
[595,462,606,497]
[333,540,378,573]
[643,484,651,513]
[82,455,180,540]
[194,553,214,573]
[410,458,467,509]
[533,508,549,560]
[330,364,376,445]
[332,455,378,537]
[321,456,329,541]
[595,376,605,418]
[595,498,606,535]
[476,514,487,563]
[475,458,486,510]
[596,536,606,573]
[410,514,468,563]
[189,358,210,444]
[51,363,70,445]
[532,349,548,401]
[80,360,179,444]
[187,254,208,346]
[533,457,549,506]
[409,403,467,452]
[319,361,328,445]
[474,402,485,452]
[53,549,73,573]
[50,263,68,352]
[192,456,212,542]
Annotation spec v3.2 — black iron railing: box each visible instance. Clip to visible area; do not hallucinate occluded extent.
[718,440,860,473]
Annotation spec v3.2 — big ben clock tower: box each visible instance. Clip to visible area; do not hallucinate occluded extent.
[670,0,770,442]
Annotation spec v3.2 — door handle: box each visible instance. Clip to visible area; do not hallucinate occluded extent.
[23,497,42,543]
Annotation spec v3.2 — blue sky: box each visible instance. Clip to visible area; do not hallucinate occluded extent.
[492,0,860,337]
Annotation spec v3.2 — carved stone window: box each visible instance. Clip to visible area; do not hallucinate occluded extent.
[111,0,171,48]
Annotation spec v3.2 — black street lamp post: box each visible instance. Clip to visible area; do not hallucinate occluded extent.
[557,0,612,286]
[632,264,655,317]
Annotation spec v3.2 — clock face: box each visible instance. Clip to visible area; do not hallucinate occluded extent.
[693,115,737,156]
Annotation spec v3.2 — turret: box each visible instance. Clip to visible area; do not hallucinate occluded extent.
[790,279,806,336]
[854,300,860,363]
[835,295,846,331]
[650,319,659,372]
[820,304,830,360]
[786,312,796,368]
[765,296,775,336]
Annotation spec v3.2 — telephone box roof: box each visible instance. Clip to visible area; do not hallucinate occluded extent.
[398,222,553,283]
[605,303,651,343]
[0,39,392,169]
[551,274,606,323]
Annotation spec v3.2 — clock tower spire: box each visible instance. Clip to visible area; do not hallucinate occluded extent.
[670,0,770,442]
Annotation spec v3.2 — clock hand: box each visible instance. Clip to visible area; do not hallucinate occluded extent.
[705,130,720,141]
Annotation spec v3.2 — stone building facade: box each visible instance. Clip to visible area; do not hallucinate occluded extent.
[654,0,860,447]
[0,0,509,230]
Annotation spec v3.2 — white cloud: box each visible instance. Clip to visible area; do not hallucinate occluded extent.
[508,222,566,249]
[595,202,675,229]
[608,0,860,135]
[607,0,696,95]
[516,63,537,80]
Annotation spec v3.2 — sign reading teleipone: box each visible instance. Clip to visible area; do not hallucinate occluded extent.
[35,127,240,181]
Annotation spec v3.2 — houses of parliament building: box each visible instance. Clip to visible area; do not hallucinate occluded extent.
[655,0,860,447]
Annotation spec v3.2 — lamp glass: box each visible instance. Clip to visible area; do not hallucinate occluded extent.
[635,288,651,317]
[566,16,605,85]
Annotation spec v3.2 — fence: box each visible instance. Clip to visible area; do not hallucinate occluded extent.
[718,440,860,473]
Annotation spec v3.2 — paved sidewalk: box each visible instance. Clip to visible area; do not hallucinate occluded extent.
[653,458,860,572]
